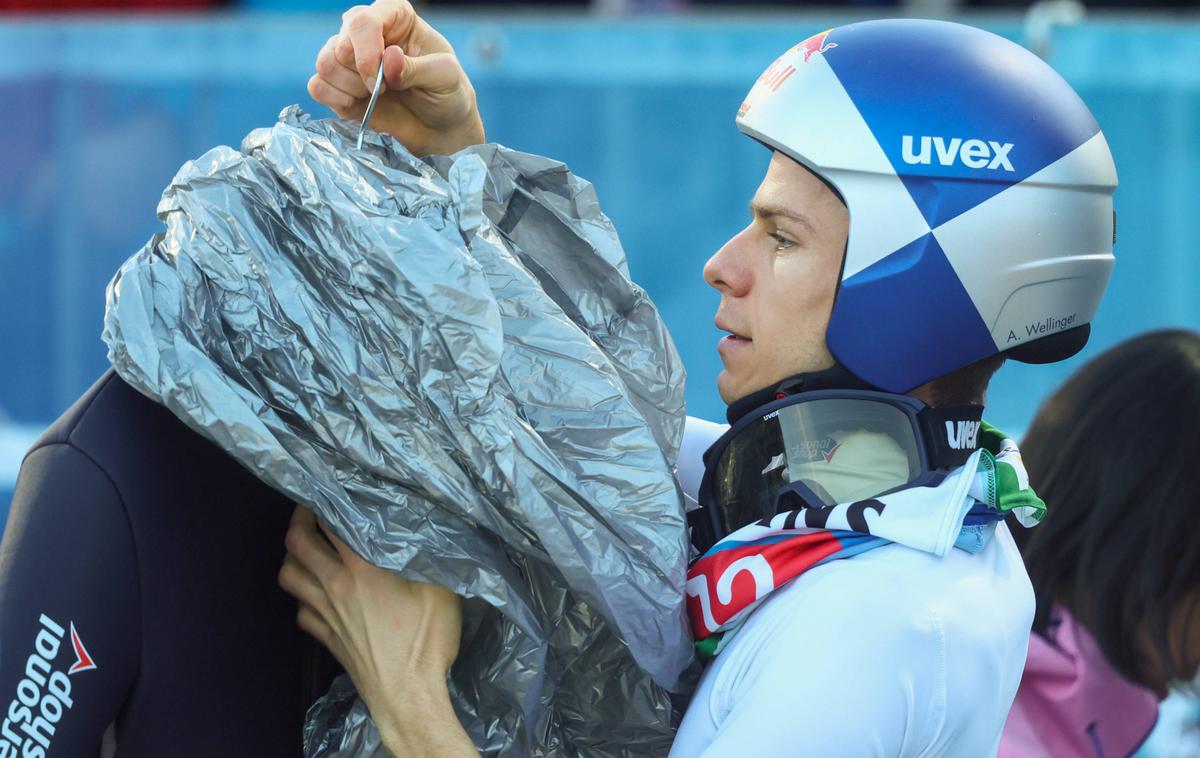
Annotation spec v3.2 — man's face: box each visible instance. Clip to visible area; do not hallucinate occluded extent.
[705,151,850,404]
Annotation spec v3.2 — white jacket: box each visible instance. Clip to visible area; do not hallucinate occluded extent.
[671,417,1034,758]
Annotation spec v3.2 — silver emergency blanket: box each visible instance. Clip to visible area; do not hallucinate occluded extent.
[102,106,693,756]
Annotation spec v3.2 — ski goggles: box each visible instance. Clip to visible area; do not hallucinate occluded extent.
[689,390,983,555]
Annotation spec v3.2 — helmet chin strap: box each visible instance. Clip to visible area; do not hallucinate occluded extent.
[724,363,878,424]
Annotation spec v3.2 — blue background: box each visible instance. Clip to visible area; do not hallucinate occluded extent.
[2,13,1200,525]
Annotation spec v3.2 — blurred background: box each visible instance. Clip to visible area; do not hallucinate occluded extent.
[0,0,1198,753]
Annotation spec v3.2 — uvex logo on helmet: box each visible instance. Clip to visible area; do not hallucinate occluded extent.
[901,135,1015,172]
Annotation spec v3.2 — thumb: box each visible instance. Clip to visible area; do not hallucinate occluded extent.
[382,46,462,94]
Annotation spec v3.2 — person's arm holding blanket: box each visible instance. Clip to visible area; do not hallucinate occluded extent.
[283,3,491,753]
[280,507,477,757]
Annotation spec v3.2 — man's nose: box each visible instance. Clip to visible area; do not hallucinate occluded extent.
[703,228,753,297]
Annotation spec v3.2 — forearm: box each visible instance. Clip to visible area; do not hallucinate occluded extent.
[373,676,479,758]
[282,507,473,757]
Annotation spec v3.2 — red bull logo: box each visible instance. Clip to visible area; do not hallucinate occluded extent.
[756,58,797,93]
[794,29,837,63]
[751,30,836,98]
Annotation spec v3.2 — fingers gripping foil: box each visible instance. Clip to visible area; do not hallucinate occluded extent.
[102,106,692,757]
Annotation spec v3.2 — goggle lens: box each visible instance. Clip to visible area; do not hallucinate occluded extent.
[709,398,923,534]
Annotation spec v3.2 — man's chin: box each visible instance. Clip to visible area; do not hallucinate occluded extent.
[716,370,761,407]
[715,371,738,406]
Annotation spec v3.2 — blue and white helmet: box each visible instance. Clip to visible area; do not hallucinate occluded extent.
[737,19,1117,393]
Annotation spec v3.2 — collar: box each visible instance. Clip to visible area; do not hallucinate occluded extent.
[1002,605,1159,758]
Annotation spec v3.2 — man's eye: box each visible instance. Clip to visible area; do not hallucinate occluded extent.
[768,232,796,250]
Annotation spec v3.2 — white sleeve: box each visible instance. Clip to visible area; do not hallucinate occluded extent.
[674,604,948,758]
[676,416,728,504]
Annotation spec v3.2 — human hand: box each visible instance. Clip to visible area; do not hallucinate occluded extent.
[279,506,477,756]
[309,0,486,157]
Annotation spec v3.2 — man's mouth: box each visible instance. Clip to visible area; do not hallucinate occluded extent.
[716,319,752,348]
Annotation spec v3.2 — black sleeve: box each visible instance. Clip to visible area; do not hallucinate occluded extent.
[0,443,140,758]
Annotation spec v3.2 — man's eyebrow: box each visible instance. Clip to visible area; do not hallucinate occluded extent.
[749,201,817,234]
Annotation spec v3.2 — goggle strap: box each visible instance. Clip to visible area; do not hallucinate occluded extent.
[917,404,986,469]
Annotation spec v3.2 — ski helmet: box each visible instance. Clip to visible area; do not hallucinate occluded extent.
[736,19,1117,393]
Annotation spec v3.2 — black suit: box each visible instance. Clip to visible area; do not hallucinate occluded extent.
[0,370,339,757]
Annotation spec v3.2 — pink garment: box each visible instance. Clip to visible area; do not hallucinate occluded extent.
[1000,606,1159,758]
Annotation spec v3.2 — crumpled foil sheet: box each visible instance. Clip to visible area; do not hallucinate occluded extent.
[102,106,693,756]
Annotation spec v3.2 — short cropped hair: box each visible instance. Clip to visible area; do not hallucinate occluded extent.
[922,353,1007,407]
[1010,329,1200,689]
